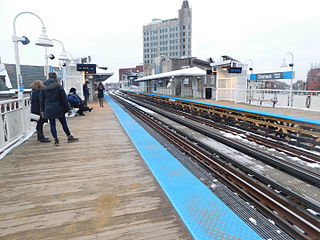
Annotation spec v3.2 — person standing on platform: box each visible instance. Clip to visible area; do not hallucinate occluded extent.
[83,81,90,106]
[96,82,105,107]
[30,80,50,143]
[40,72,79,146]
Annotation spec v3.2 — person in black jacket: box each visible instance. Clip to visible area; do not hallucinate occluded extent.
[30,80,50,142]
[96,82,105,107]
[83,81,90,106]
[40,72,79,146]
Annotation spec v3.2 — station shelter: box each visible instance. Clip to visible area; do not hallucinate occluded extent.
[133,55,248,103]
[135,67,208,99]
[210,57,248,103]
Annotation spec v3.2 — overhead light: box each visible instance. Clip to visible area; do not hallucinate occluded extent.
[222,66,228,71]
[58,51,70,61]
[35,27,54,47]
[48,54,55,60]
[20,36,30,45]
[280,59,287,68]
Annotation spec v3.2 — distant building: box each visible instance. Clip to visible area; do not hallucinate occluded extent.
[119,65,143,82]
[143,0,192,75]
[306,65,320,90]
[151,56,211,74]
[119,65,144,87]
[292,80,306,90]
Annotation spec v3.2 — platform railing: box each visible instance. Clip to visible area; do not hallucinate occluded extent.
[0,97,34,154]
[246,89,320,111]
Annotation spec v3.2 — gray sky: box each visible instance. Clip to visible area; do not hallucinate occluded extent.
[0,0,319,83]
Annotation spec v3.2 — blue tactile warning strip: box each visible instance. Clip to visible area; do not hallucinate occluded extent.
[125,90,320,125]
[106,94,263,240]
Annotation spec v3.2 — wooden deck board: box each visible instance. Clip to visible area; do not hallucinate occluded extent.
[0,101,192,240]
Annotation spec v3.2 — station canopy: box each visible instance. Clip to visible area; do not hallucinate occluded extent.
[86,67,114,82]
[135,67,207,82]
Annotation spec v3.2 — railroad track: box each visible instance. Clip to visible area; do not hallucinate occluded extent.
[124,90,320,154]
[120,91,320,186]
[110,91,320,240]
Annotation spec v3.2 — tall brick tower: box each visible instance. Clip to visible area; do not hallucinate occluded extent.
[143,0,192,75]
[178,0,192,57]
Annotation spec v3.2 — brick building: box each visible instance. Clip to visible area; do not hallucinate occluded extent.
[119,65,143,82]
[306,66,320,90]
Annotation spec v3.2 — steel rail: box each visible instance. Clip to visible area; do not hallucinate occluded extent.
[122,93,320,188]
[125,91,320,152]
[120,93,320,213]
[127,92,320,163]
[111,93,320,240]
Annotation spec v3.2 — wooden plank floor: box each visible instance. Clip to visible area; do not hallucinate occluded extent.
[0,100,192,240]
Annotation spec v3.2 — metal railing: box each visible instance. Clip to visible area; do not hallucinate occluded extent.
[246,89,320,111]
[0,97,34,154]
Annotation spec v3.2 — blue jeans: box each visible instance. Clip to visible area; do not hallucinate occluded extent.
[49,117,71,139]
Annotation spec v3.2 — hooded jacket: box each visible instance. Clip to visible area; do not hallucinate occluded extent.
[40,79,70,119]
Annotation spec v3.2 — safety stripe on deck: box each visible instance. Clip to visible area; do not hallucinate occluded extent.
[106,94,262,240]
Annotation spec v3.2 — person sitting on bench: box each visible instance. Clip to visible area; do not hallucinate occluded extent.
[67,88,93,116]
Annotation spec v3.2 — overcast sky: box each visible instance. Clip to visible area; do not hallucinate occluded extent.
[1,0,319,83]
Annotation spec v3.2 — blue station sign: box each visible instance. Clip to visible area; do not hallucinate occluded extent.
[250,71,294,81]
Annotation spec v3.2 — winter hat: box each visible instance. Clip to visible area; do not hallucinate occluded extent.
[69,87,76,93]
[48,72,57,80]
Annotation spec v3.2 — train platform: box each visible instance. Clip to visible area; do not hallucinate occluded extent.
[0,95,265,240]
[0,100,192,240]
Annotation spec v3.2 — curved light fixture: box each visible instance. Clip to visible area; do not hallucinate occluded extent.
[58,51,70,61]
[246,59,254,72]
[50,39,70,61]
[281,52,294,68]
[35,27,54,47]
[12,11,54,99]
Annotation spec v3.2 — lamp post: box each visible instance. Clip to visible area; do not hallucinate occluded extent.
[246,59,254,73]
[281,52,294,107]
[13,11,54,98]
[245,59,254,104]
[47,39,70,91]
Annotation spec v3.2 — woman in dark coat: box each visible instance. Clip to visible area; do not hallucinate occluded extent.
[96,82,105,107]
[40,72,78,146]
[30,80,50,142]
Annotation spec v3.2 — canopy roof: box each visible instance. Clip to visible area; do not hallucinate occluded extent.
[135,67,206,82]
[86,67,114,82]
[86,67,113,76]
